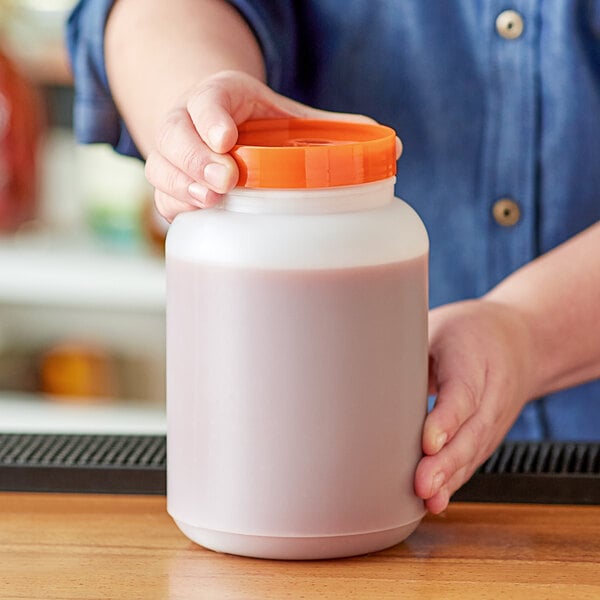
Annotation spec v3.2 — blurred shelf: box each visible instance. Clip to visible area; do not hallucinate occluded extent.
[0,392,166,435]
[0,232,165,311]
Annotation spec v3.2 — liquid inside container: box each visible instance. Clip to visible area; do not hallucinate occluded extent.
[166,119,429,559]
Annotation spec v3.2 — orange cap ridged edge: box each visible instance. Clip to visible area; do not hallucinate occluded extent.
[231,119,397,189]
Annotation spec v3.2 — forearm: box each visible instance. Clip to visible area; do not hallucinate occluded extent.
[105,0,265,157]
[484,221,600,398]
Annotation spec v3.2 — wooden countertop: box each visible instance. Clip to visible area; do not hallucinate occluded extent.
[1,493,599,599]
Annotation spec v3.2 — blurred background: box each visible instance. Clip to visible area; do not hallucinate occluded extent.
[0,1,167,434]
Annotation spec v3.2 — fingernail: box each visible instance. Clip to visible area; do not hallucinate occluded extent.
[207,124,229,149]
[203,163,228,190]
[188,183,207,206]
[432,472,445,496]
[434,432,447,453]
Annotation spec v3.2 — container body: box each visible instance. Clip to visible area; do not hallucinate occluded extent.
[166,178,429,559]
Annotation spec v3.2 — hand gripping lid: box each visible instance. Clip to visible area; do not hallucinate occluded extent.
[231,119,397,189]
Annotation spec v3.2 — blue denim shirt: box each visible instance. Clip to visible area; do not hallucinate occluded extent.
[67,0,600,441]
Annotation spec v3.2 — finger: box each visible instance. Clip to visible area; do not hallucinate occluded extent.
[155,108,238,193]
[424,485,450,515]
[187,83,240,153]
[186,74,312,152]
[421,375,480,456]
[154,189,196,223]
[424,450,486,514]
[146,152,221,214]
[154,188,219,223]
[415,413,487,501]
[187,72,269,153]
[145,152,202,207]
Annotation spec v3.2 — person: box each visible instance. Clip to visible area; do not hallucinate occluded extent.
[67,0,600,514]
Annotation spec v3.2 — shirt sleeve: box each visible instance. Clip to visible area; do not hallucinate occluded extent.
[66,0,297,160]
[223,1,298,94]
[66,0,141,159]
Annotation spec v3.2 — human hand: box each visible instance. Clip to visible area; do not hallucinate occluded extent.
[144,70,388,221]
[414,298,535,514]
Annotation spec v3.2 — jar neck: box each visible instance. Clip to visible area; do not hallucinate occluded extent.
[221,177,395,215]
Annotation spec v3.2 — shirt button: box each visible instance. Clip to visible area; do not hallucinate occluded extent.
[495,10,524,40]
[493,198,521,226]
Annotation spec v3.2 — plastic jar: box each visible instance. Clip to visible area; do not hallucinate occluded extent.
[166,119,429,560]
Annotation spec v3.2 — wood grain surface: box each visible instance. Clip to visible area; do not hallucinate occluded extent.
[0,492,599,599]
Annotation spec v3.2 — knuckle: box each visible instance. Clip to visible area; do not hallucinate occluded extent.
[163,167,183,197]
[155,109,183,150]
[187,70,246,115]
[466,413,490,443]
[444,452,463,477]
[164,167,189,200]
[154,108,207,179]
[179,145,206,178]
[434,378,479,438]
[458,377,480,413]
[447,409,464,437]
[439,439,473,479]
[202,69,246,89]
[145,153,186,198]
[187,79,221,110]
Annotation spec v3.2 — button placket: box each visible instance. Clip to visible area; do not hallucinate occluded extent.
[478,1,538,294]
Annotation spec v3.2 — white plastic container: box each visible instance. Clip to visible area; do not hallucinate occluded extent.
[166,119,429,559]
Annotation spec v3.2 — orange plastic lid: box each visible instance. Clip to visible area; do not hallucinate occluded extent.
[231,119,397,189]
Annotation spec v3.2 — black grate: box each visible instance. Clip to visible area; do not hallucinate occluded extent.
[1,434,599,503]
[453,441,600,504]
[480,441,600,475]
[0,434,166,495]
